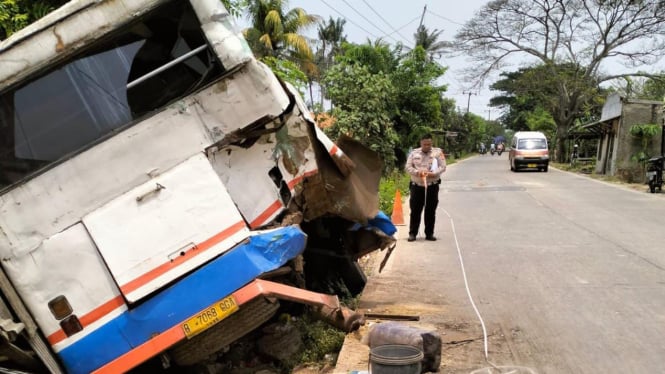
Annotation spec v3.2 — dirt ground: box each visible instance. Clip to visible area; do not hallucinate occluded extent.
[332,200,514,374]
[332,232,516,374]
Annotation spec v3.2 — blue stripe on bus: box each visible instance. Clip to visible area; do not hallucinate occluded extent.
[57,226,306,374]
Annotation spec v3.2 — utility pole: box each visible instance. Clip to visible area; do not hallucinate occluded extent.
[462,91,476,114]
[418,5,427,28]
[486,108,491,121]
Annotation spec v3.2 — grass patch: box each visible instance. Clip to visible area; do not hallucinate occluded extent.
[286,314,345,371]
[378,171,410,215]
[552,161,595,174]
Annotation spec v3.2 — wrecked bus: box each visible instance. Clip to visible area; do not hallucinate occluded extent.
[0,0,395,372]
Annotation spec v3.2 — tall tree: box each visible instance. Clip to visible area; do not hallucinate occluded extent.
[322,62,398,171]
[614,73,665,101]
[243,0,319,73]
[391,46,447,161]
[455,0,665,162]
[640,74,665,101]
[322,42,447,168]
[490,64,604,140]
[413,25,450,60]
[317,16,346,67]
[314,17,346,109]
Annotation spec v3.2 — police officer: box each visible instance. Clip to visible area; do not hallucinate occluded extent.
[405,134,446,241]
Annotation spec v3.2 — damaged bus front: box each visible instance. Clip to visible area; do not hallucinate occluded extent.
[0,0,395,372]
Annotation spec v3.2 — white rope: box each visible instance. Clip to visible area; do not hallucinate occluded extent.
[441,208,537,374]
[441,208,490,359]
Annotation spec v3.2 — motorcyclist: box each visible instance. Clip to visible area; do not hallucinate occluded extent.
[479,142,486,154]
[490,143,496,153]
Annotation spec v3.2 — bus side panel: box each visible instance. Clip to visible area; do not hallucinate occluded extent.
[56,226,306,374]
[1,223,125,348]
[0,108,213,259]
[83,153,250,303]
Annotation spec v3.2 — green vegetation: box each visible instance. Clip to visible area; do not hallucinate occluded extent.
[378,172,410,215]
[629,123,662,181]
[285,314,344,371]
[0,0,67,39]
[629,123,662,162]
[242,0,318,62]
[553,161,596,175]
[323,61,399,171]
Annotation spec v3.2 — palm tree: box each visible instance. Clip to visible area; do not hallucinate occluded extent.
[317,17,346,66]
[413,25,451,60]
[315,17,346,108]
[243,0,319,62]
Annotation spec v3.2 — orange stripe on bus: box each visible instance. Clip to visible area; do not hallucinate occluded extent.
[251,170,319,228]
[47,330,65,346]
[92,324,186,374]
[329,144,338,156]
[287,169,318,190]
[120,221,246,295]
[249,200,282,229]
[47,295,126,346]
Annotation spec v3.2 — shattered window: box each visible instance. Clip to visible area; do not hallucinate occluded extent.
[0,1,224,189]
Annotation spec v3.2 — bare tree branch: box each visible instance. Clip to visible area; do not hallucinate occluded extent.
[454,0,665,162]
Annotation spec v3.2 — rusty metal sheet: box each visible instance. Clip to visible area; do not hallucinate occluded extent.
[317,135,382,224]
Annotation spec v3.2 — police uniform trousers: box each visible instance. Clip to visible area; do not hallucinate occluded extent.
[409,181,440,237]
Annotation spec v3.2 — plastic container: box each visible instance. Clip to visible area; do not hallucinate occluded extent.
[369,344,423,374]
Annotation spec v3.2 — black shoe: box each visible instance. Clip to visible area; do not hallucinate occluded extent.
[407,235,416,242]
[425,236,437,241]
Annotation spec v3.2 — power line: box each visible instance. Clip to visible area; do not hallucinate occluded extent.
[383,15,420,39]
[317,0,380,39]
[426,9,465,27]
[359,0,413,45]
[337,0,406,46]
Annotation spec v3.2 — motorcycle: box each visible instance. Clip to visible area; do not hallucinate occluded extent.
[497,143,505,156]
[646,156,664,193]
[490,144,496,155]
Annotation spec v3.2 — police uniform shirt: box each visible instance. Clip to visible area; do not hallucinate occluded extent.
[405,147,446,186]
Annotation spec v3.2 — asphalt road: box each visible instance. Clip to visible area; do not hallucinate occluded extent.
[353,154,665,374]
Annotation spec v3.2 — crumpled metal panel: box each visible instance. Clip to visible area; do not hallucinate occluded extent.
[298,132,382,225]
[191,60,291,144]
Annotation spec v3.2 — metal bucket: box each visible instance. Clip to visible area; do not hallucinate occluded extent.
[369,344,424,374]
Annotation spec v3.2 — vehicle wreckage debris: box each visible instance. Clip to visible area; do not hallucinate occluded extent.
[363,313,420,321]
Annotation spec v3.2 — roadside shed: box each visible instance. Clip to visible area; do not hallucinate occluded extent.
[580,93,663,180]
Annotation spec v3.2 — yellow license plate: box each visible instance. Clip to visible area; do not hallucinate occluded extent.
[527,163,537,168]
[182,295,239,339]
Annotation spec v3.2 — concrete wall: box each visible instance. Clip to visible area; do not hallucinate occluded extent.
[614,101,662,181]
